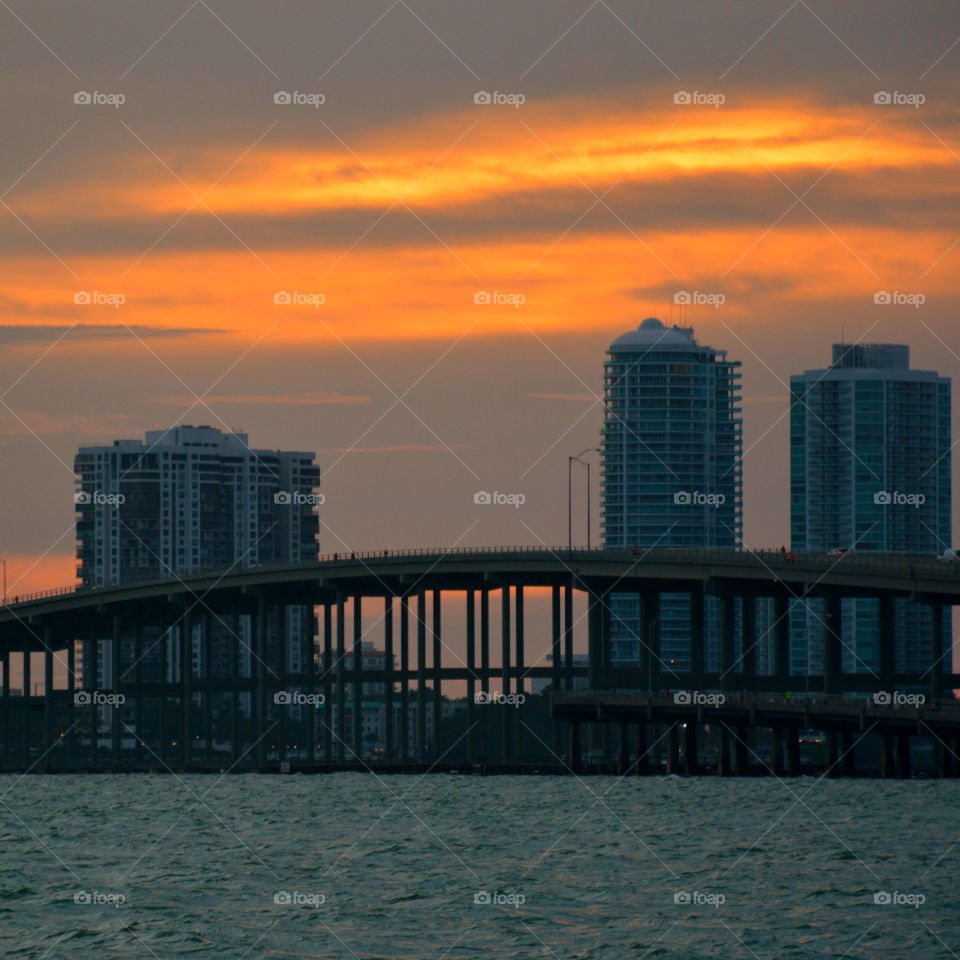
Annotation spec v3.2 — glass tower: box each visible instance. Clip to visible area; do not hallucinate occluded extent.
[600,318,743,671]
[789,343,952,676]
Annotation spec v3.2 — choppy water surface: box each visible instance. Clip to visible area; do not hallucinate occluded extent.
[0,773,956,958]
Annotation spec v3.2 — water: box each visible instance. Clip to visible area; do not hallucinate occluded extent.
[1,773,956,959]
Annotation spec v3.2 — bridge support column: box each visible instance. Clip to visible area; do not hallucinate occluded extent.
[180,611,192,772]
[385,597,395,762]
[1,650,8,769]
[824,731,839,778]
[720,596,735,692]
[717,724,731,777]
[323,603,333,762]
[741,597,757,681]
[87,632,98,769]
[416,590,426,761]
[587,588,602,689]
[930,604,944,701]
[878,595,895,689]
[353,595,362,761]
[501,586,511,761]
[515,585,524,759]
[551,585,562,757]
[111,616,123,770]
[399,596,409,762]
[306,605,316,766]
[896,734,911,779]
[480,589,490,760]
[666,723,680,775]
[822,594,842,695]
[336,595,346,762]
[690,587,705,685]
[786,725,800,777]
[229,614,240,766]
[639,592,660,693]
[617,721,629,775]
[841,730,855,777]
[159,625,170,765]
[204,615,215,766]
[881,735,895,779]
[684,722,698,775]
[774,595,790,681]
[635,722,648,775]
[67,633,76,768]
[563,584,574,691]
[255,600,267,772]
[278,606,288,764]
[466,590,475,762]
[432,590,442,761]
[43,627,54,771]
[569,720,582,773]
[772,726,785,776]
[734,725,749,775]
[22,648,30,769]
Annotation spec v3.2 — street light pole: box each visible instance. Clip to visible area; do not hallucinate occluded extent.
[0,558,5,605]
[568,448,600,551]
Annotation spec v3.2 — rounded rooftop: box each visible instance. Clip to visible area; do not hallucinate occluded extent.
[609,317,697,352]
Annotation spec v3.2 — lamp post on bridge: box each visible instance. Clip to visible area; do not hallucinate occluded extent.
[568,448,600,550]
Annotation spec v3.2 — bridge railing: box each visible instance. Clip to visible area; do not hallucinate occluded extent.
[3,544,958,608]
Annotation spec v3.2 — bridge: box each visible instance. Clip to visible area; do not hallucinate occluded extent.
[0,546,957,775]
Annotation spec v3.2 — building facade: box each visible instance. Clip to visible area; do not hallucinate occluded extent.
[789,343,952,675]
[600,318,743,671]
[74,426,320,739]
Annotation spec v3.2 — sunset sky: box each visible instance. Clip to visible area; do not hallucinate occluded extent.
[2,0,959,597]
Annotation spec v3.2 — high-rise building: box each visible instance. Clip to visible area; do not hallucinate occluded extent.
[74,426,320,737]
[790,343,952,675]
[600,318,743,670]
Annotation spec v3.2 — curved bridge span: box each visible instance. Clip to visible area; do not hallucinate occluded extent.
[0,547,956,774]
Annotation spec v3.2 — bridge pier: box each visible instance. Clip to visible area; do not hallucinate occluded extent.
[466,590,475,762]
[741,597,757,679]
[551,585,562,757]
[896,734,911,779]
[635,722,648,775]
[771,726,785,776]
[930,603,944,701]
[786,725,800,777]
[337,595,346,762]
[43,628,54,771]
[639,592,659,691]
[323,602,333,761]
[666,723,680,775]
[385,597,395,762]
[416,590,426,761]
[823,594,842,695]
[717,724,731,777]
[563,584,574,691]
[1,649,8,770]
[824,731,839,778]
[881,735,895,779]
[22,649,30,769]
[683,722,698,774]
[501,586,511,761]
[720,596,735,692]
[87,631,98,769]
[433,590,442,761]
[617,721,629,775]
[569,720,582,773]
[841,731,855,777]
[878,594,895,690]
[689,587,705,686]
[774,595,790,681]
[180,611,191,772]
[67,633,77,768]
[515,585,524,759]
[734,725,749,775]
[353,594,362,761]
[400,594,411,761]
[480,589,490,760]
[230,613,240,766]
